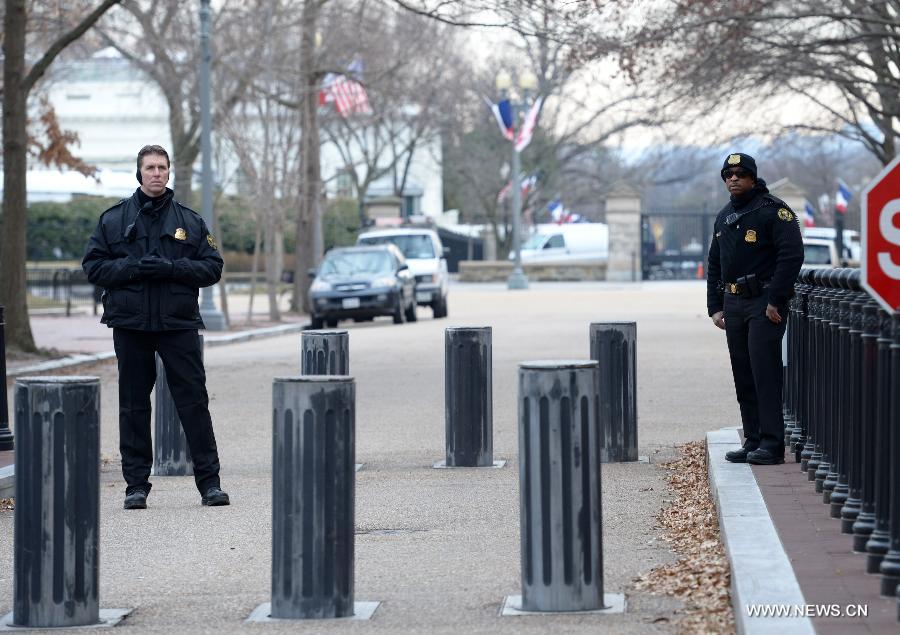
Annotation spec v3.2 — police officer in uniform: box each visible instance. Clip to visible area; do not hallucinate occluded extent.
[83,145,230,509]
[707,153,804,465]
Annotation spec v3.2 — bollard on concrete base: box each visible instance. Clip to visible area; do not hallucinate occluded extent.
[589,323,638,462]
[152,337,202,476]
[250,375,378,621]
[8,377,131,629]
[439,327,503,468]
[517,360,604,612]
[300,330,349,375]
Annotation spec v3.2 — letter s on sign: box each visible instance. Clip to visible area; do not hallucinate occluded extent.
[879,199,900,279]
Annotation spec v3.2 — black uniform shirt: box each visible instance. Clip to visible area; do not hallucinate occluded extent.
[706,179,804,315]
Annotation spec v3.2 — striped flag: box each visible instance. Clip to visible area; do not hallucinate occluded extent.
[320,60,371,117]
[514,96,543,152]
[803,200,815,227]
[483,96,514,140]
[835,179,852,214]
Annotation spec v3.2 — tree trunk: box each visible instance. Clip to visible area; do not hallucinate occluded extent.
[0,0,37,352]
[266,224,283,322]
[247,225,262,323]
[291,0,323,314]
[172,141,199,207]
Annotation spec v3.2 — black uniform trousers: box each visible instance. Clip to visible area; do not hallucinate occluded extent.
[723,293,787,453]
[113,328,221,495]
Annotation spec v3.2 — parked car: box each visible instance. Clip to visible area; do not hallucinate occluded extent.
[356,227,449,318]
[307,244,416,328]
[802,238,840,269]
[803,227,860,264]
[514,223,609,264]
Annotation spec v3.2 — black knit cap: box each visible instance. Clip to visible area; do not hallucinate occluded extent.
[720,152,757,180]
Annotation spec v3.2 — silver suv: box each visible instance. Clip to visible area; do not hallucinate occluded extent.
[356,227,449,318]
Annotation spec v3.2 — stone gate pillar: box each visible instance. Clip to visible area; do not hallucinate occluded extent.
[605,184,642,282]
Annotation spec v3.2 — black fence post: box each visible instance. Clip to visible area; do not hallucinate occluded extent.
[589,322,638,462]
[852,298,881,552]
[794,271,812,464]
[0,306,13,451]
[829,271,854,518]
[880,312,900,597]
[841,279,867,533]
[443,327,493,467]
[12,376,100,628]
[300,330,349,376]
[270,376,355,619]
[805,270,825,480]
[866,307,894,571]
[821,270,843,499]
[814,271,837,492]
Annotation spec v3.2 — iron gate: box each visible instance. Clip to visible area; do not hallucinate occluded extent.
[641,211,716,280]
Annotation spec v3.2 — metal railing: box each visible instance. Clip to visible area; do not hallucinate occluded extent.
[784,268,900,611]
[25,268,98,316]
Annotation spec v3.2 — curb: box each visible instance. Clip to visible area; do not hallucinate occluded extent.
[706,428,813,635]
[0,466,12,499]
[7,322,309,378]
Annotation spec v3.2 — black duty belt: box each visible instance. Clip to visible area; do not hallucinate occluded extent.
[723,281,770,296]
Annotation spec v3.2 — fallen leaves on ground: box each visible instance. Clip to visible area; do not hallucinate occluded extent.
[634,440,735,634]
[0,498,13,511]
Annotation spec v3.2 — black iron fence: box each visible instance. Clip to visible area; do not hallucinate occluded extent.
[26,268,98,316]
[785,268,900,612]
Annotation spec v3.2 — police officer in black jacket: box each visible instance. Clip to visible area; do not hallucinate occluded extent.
[83,145,230,509]
[707,153,804,465]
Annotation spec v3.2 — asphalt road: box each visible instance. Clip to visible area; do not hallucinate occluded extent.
[0,280,736,633]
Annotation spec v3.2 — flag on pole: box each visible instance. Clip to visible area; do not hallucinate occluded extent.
[514,96,544,152]
[548,198,564,222]
[320,60,371,117]
[483,96,514,140]
[835,179,852,214]
[803,200,816,227]
[497,173,538,202]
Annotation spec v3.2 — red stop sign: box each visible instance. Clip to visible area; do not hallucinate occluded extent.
[862,155,900,311]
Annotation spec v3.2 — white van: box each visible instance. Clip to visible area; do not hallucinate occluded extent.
[803,227,860,264]
[356,227,449,318]
[515,223,609,264]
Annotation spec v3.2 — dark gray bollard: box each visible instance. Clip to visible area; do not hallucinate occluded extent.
[589,322,638,462]
[518,360,604,612]
[13,376,100,628]
[444,327,492,467]
[271,376,355,619]
[300,330,349,375]
[153,334,204,476]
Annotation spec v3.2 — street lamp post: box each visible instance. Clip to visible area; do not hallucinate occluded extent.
[497,70,537,290]
[198,0,226,330]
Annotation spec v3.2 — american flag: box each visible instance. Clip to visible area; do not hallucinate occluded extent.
[320,60,371,117]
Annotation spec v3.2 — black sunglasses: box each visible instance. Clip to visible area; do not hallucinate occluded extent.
[723,168,752,180]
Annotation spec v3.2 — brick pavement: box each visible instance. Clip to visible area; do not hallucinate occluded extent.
[754,462,899,633]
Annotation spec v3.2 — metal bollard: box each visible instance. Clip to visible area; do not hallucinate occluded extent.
[589,322,638,462]
[300,330,349,375]
[0,306,13,450]
[271,376,355,619]
[153,334,204,476]
[12,377,100,628]
[443,327,493,467]
[879,312,900,596]
[518,360,604,612]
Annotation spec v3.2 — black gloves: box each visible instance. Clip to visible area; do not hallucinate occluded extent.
[138,255,175,280]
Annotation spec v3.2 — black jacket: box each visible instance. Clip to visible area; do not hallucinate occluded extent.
[706,179,804,316]
[82,188,223,330]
